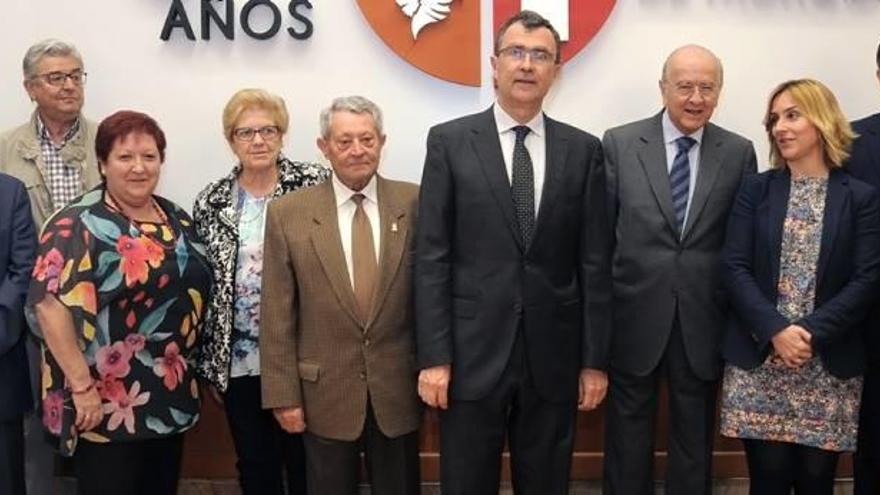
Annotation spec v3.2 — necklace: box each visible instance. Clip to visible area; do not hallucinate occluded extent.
[104,191,178,248]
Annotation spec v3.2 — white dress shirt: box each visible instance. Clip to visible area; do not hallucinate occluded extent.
[661,110,704,229]
[332,173,381,287]
[494,103,547,215]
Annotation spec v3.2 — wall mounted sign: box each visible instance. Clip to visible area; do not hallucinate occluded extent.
[356,0,616,87]
[161,0,314,41]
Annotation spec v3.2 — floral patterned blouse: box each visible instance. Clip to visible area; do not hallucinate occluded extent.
[27,186,212,456]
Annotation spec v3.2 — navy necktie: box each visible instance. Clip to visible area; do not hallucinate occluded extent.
[511,125,535,247]
[670,136,696,235]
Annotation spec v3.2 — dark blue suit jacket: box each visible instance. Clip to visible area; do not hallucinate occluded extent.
[721,167,880,379]
[847,112,880,363]
[0,173,36,421]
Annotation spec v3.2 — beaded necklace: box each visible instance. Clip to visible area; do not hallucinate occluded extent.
[104,190,178,248]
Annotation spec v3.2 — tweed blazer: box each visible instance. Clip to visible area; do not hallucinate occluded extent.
[260,177,421,441]
[192,157,328,391]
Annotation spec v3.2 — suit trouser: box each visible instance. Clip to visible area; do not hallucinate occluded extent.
[0,416,26,495]
[854,361,880,495]
[224,375,307,495]
[302,402,420,495]
[24,336,55,495]
[439,331,577,495]
[604,322,718,495]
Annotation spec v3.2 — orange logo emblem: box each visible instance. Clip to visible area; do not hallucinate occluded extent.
[356,1,616,87]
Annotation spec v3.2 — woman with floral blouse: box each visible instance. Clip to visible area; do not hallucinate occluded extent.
[193,88,328,495]
[29,110,211,494]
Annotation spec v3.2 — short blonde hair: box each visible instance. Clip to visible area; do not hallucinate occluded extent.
[222,88,289,143]
[764,79,855,169]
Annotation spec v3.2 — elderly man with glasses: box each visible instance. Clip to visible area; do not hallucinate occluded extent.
[0,38,102,495]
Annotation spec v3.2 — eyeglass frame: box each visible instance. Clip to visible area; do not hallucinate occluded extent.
[232,125,281,141]
[496,45,558,65]
[663,80,720,98]
[30,70,87,88]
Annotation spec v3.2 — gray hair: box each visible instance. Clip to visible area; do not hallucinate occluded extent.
[319,96,384,139]
[23,39,83,80]
[660,44,724,86]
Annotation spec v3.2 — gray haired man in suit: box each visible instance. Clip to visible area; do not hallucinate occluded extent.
[600,45,757,494]
[260,96,421,495]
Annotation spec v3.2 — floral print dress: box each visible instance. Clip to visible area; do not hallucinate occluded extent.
[720,175,863,452]
[28,186,212,456]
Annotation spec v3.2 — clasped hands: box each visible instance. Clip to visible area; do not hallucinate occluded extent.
[417,364,608,411]
[771,324,813,368]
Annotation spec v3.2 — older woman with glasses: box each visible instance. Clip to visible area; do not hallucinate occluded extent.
[720,79,880,494]
[193,88,328,495]
[28,110,212,494]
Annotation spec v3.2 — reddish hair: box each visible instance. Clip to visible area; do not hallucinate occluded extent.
[95,110,166,163]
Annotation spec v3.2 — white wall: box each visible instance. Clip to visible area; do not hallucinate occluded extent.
[1,0,878,209]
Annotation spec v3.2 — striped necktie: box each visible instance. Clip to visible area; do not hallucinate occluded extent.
[670,136,696,235]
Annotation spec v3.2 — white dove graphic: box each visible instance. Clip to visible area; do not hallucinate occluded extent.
[396,0,453,40]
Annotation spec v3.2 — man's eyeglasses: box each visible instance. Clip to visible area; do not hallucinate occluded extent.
[668,82,718,98]
[232,126,281,141]
[32,70,87,87]
[497,46,557,65]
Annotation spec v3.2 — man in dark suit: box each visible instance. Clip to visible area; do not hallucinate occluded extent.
[0,173,37,495]
[846,40,880,495]
[415,10,611,494]
[600,45,757,494]
[260,96,421,495]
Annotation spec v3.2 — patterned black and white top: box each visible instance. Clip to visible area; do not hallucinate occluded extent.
[192,156,329,391]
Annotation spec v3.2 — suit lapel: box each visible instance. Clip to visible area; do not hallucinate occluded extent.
[816,170,847,286]
[682,127,724,240]
[866,124,880,185]
[766,169,790,291]
[532,117,567,247]
[368,177,408,327]
[471,108,524,250]
[309,182,361,325]
[637,117,678,237]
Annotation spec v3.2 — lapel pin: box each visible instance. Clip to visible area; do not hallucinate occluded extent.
[391,222,399,233]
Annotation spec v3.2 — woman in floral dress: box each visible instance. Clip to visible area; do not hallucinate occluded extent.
[720,79,880,494]
[28,110,211,494]
[193,88,328,495]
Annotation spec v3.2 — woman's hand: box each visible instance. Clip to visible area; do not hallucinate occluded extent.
[71,384,103,432]
[771,324,812,368]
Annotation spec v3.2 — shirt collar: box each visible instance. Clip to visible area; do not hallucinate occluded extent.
[661,109,704,146]
[333,172,378,208]
[494,103,545,138]
[36,113,81,147]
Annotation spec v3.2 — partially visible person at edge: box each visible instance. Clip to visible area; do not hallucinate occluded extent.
[720,79,880,495]
[27,110,212,494]
[0,38,101,495]
[0,173,37,495]
[193,88,328,495]
[845,40,880,495]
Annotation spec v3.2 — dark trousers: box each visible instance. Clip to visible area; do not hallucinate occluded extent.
[24,337,55,495]
[743,439,839,495]
[302,402,420,495]
[604,324,717,495]
[0,416,25,495]
[74,434,184,495]
[439,332,577,495]
[224,375,307,495]
[854,363,880,495]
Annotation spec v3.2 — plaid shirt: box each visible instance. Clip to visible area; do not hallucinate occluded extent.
[36,116,83,210]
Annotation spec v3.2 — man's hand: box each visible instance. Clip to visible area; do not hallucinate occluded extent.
[771,324,812,368]
[578,368,608,411]
[273,406,306,433]
[418,364,451,410]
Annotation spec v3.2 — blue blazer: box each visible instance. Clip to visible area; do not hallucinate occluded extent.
[721,167,880,379]
[847,112,880,363]
[0,173,36,420]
